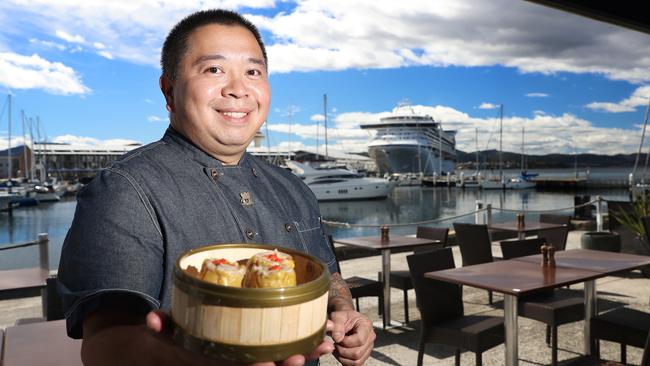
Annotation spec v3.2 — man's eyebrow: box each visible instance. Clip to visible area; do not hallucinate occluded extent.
[192,54,225,66]
[192,54,266,68]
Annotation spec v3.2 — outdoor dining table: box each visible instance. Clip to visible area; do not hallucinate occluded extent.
[1,319,82,366]
[425,249,650,366]
[334,234,441,328]
[489,221,566,240]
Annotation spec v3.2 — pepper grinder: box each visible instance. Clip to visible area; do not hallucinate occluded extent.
[540,244,549,267]
[380,225,390,242]
[517,213,525,229]
[547,245,556,268]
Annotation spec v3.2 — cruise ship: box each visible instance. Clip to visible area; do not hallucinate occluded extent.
[360,105,457,176]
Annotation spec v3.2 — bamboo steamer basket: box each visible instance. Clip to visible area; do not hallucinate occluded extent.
[172,244,330,363]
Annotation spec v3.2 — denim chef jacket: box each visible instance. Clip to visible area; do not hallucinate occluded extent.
[58,127,338,339]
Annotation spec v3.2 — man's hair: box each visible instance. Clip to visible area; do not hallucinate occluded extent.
[161,9,267,80]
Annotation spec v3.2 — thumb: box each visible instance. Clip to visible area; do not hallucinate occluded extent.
[146,310,173,336]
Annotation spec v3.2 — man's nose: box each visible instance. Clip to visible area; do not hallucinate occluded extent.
[222,75,248,98]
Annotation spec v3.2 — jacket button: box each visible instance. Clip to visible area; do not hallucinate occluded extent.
[284,223,292,232]
[210,169,219,181]
[245,228,255,239]
[252,168,259,177]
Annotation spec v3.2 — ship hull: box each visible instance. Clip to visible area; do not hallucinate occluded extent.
[369,145,455,175]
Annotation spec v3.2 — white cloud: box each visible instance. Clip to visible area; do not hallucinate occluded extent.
[526,92,549,98]
[147,115,167,123]
[93,42,106,50]
[55,30,85,44]
[51,134,140,147]
[585,85,650,113]
[29,38,66,51]
[0,52,90,95]
[268,103,645,155]
[98,51,113,60]
[310,114,324,122]
[0,0,648,82]
[478,103,499,110]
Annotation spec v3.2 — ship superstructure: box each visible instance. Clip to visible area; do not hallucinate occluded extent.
[360,106,457,175]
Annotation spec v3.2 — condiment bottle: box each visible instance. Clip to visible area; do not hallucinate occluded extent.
[540,244,549,267]
[547,245,556,268]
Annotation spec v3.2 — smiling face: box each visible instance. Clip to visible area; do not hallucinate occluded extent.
[161,23,270,165]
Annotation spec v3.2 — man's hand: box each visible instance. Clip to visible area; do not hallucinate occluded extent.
[327,310,375,366]
[81,309,334,366]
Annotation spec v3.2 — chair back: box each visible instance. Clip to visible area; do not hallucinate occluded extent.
[539,214,571,225]
[407,247,462,327]
[500,238,545,259]
[537,226,569,251]
[415,226,449,252]
[45,277,64,321]
[453,223,493,266]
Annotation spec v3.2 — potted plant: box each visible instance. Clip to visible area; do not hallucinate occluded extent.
[609,196,650,275]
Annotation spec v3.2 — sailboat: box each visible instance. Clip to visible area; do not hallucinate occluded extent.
[481,105,536,189]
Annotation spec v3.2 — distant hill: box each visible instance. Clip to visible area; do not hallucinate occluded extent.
[456,149,643,169]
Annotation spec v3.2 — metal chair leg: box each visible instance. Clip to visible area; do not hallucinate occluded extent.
[403,289,409,324]
[455,349,461,366]
[551,326,558,366]
[475,351,482,366]
[621,343,626,365]
[546,324,551,345]
[355,298,360,311]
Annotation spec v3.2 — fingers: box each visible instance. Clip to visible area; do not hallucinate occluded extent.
[328,311,348,343]
[145,310,165,333]
[337,317,374,348]
[334,342,373,366]
[305,339,334,360]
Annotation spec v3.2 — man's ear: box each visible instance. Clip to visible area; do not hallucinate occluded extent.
[159,75,174,113]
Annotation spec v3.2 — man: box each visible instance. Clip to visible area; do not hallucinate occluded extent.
[58,9,375,366]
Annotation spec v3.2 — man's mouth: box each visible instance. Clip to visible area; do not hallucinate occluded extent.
[219,111,249,119]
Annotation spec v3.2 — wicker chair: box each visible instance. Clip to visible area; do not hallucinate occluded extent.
[328,236,386,329]
[379,226,448,324]
[453,223,495,304]
[538,214,571,251]
[407,247,504,366]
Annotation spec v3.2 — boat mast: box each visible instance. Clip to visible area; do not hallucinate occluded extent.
[21,110,28,180]
[499,104,503,182]
[521,126,525,172]
[475,128,479,174]
[632,97,650,183]
[7,94,12,190]
[323,94,329,159]
[438,122,442,175]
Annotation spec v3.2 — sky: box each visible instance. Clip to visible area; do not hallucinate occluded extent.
[0,0,650,157]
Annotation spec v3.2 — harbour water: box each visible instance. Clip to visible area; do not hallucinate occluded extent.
[0,167,636,271]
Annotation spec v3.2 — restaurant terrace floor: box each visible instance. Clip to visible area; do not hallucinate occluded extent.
[1,230,648,365]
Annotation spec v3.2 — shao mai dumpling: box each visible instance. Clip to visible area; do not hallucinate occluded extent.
[199,258,246,287]
[243,250,297,288]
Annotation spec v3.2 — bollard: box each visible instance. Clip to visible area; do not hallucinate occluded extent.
[38,233,49,272]
[475,201,483,224]
[596,196,603,232]
[486,203,493,226]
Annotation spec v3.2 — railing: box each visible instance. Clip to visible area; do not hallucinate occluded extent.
[322,197,605,232]
[0,233,50,272]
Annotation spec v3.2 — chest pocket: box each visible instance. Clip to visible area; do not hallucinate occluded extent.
[293,216,337,273]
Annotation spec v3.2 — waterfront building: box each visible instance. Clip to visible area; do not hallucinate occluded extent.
[0,142,141,181]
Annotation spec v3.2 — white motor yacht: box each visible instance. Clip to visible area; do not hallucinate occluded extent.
[286,161,395,201]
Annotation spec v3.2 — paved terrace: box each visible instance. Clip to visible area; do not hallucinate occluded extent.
[1,230,648,365]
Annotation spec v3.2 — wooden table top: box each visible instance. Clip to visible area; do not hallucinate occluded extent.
[2,319,82,366]
[513,249,650,274]
[425,259,601,296]
[334,235,441,250]
[489,221,566,233]
[0,267,49,293]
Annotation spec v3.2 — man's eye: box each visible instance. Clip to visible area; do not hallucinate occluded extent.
[247,69,262,76]
[206,67,221,74]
